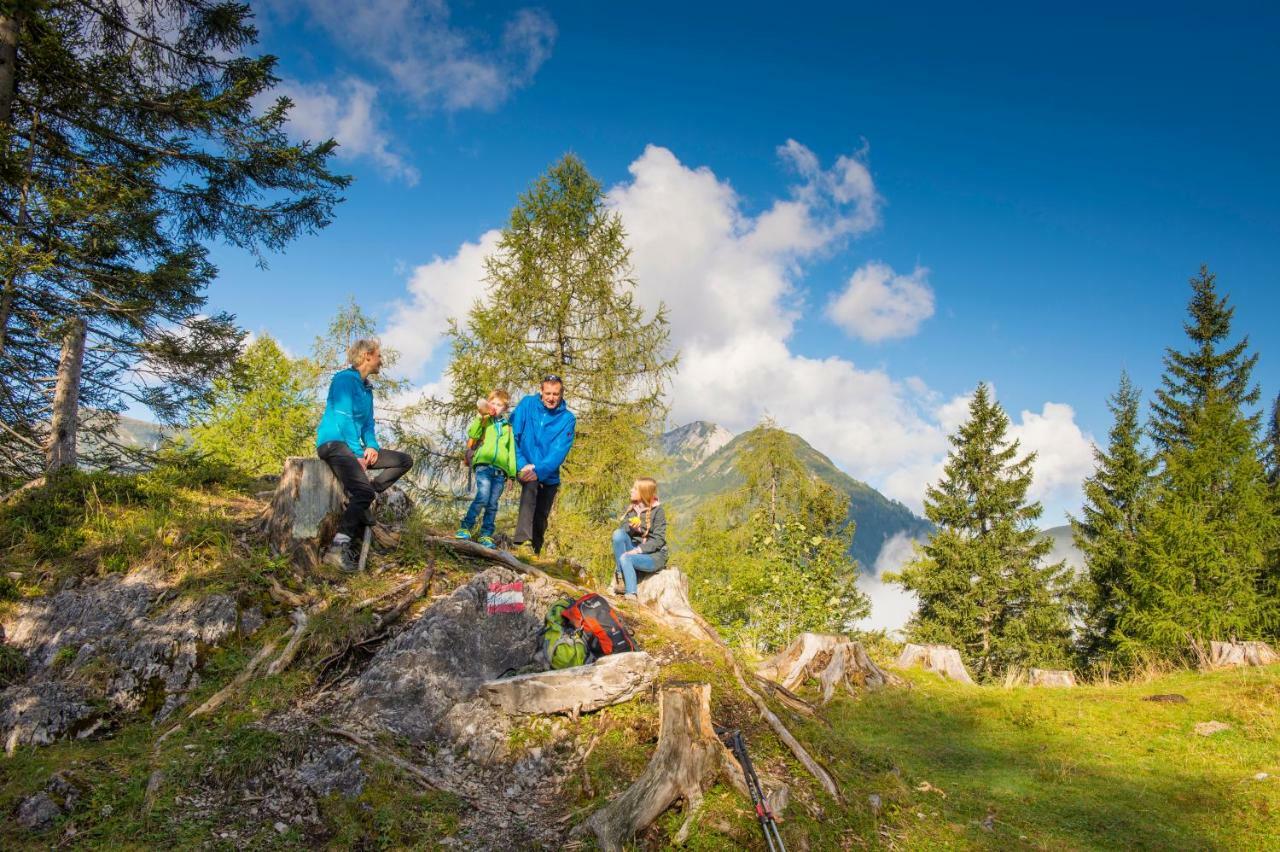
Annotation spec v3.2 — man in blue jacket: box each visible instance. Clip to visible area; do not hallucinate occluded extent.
[511,375,576,556]
[316,338,413,572]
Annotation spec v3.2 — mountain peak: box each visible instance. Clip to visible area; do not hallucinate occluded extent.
[661,422,735,468]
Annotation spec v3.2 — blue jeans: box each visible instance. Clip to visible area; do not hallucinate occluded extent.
[461,465,505,538]
[612,528,657,594]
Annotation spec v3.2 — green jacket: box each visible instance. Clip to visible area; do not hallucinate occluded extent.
[467,415,517,478]
[619,502,668,570]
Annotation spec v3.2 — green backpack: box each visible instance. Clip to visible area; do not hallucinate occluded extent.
[543,597,589,670]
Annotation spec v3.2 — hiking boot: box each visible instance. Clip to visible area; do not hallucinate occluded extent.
[478,536,496,548]
[612,573,625,594]
[622,593,638,602]
[322,542,358,574]
[455,529,471,540]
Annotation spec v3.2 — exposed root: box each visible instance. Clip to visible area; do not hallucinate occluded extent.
[318,725,438,790]
[188,635,282,718]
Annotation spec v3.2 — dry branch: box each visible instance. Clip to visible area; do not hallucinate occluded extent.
[188,635,282,718]
[427,535,580,594]
[319,726,438,790]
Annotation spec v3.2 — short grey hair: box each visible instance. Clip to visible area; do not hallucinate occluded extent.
[347,338,381,368]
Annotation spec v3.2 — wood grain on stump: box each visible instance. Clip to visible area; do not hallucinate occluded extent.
[758,633,901,702]
[635,568,702,639]
[1209,640,1280,668]
[895,643,975,684]
[263,457,345,569]
[1028,668,1076,687]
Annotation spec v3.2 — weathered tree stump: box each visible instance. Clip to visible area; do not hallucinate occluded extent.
[482,652,657,716]
[1209,640,1280,668]
[635,568,702,639]
[578,683,745,851]
[1028,668,1077,687]
[263,457,345,569]
[895,643,975,684]
[757,633,901,702]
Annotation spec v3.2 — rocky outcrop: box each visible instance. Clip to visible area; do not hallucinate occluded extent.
[1,570,239,752]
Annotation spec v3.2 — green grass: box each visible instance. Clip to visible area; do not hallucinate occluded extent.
[796,666,1280,850]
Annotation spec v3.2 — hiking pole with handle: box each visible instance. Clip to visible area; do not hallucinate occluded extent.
[717,727,786,852]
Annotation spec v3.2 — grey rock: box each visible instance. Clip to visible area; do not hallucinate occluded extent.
[17,792,62,830]
[298,744,365,798]
[238,606,266,637]
[1,569,238,751]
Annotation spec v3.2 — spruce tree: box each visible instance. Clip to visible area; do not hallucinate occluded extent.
[1070,372,1156,663]
[1150,266,1260,450]
[686,420,869,651]
[890,384,1074,680]
[430,154,677,538]
[1266,391,1280,487]
[1116,393,1276,660]
[0,2,347,480]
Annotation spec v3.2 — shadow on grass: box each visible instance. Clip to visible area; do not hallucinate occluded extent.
[810,678,1256,850]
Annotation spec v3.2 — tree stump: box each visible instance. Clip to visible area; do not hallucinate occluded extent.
[578,683,745,851]
[895,643,975,684]
[482,652,657,716]
[1028,668,1076,687]
[635,568,702,639]
[757,633,901,702]
[1209,640,1280,668]
[263,457,345,569]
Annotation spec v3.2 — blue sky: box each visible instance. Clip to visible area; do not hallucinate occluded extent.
[208,1,1280,533]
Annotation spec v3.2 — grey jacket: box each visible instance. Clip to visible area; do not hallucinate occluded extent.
[619,503,668,569]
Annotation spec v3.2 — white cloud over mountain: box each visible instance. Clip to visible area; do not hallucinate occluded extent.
[383,141,1094,522]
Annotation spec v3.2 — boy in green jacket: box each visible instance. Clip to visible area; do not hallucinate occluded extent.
[456,390,516,547]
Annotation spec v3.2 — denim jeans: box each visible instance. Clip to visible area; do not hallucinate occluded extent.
[612,528,657,594]
[461,465,506,538]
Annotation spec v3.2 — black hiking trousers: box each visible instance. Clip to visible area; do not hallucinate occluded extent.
[318,441,414,539]
[514,479,559,555]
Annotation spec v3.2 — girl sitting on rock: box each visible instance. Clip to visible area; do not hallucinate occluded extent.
[611,477,668,599]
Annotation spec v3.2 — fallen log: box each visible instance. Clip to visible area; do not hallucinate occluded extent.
[895,643,975,684]
[1208,640,1280,668]
[758,632,901,701]
[483,652,657,716]
[427,536,580,594]
[577,683,745,851]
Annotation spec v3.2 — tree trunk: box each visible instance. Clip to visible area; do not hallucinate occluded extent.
[47,317,86,472]
[0,13,18,127]
[578,684,745,851]
[895,643,975,684]
[1027,668,1077,687]
[262,456,346,569]
[634,567,702,639]
[1208,640,1279,668]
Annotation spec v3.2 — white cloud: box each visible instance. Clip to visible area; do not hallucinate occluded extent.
[826,261,935,342]
[1009,401,1095,514]
[854,533,922,634]
[382,229,501,379]
[278,77,419,185]
[269,1,556,111]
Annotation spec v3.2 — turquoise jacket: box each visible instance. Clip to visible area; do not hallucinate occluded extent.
[511,394,576,485]
[316,368,380,455]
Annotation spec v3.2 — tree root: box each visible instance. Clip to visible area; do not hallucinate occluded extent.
[575,684,746,851]
[427,535,581,594]
[318,725,438,790]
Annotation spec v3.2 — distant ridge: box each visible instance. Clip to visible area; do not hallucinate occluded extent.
[660,423,933,571]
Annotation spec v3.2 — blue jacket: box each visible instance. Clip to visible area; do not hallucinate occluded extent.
[511,394,576,485]
[316,368,380,455]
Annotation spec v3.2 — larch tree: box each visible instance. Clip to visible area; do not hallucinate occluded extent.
[685,420,869,652]
[428,153,677,549]
[890,383,1074,681]
[1070,372,1156,664]
[0,1,348,482]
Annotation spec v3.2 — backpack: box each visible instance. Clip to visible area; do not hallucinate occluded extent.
[562,593,638,658]
[542,597,589,670]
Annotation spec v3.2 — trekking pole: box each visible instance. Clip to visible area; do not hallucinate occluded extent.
[717,728,786,852]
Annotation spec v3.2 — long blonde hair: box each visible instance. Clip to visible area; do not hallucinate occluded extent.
[628,477,659,537]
